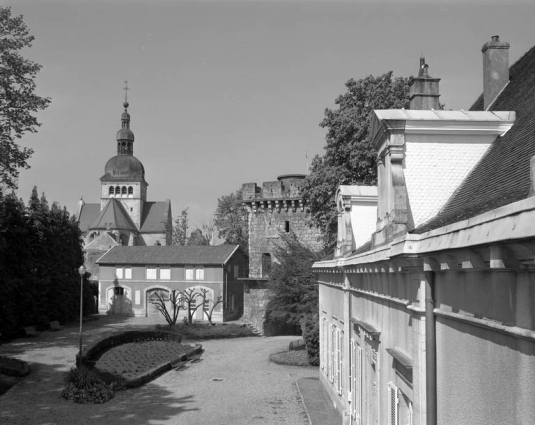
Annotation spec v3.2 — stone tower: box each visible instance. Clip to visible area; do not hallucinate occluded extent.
[241,174,323,279]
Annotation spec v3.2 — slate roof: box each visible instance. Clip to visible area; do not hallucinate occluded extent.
[96,245,240,265]
[78,203,101,233]
[89,198,137,232]
[415,44,535,234]
[140,200,171,233]
[84,232,119,251]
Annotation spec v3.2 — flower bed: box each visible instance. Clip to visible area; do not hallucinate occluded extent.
[81,330,201,389]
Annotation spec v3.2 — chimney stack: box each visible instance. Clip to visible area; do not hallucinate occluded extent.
[409,57,441,110]
[482,35,510,109]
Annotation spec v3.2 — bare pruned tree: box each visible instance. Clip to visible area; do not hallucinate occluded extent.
[183,287,203,325]
[149,290,185,326]
[199,288,223,325]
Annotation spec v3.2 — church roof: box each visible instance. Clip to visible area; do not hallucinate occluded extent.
[78,203,101,233]
[140,200,171,233]
[84,231,120,251]
[97,245,241,265]
[88,198,138,232]
[100,155,146,183]
[415,44,535,233]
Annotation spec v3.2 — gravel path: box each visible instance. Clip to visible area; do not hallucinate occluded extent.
[0,316,317,424]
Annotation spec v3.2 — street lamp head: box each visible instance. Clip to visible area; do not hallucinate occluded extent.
[78,265,86,276]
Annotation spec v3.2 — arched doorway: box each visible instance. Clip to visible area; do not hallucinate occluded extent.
[187,286,214,321]
[107,286,132,315]
[146,288,172,318]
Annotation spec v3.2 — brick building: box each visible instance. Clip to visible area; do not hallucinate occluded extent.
[96,245,246,320]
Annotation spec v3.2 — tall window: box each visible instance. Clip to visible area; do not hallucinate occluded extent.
[160,268,171,280]
[116,266,132,279]
[388,383,399,425]
[109,186,114,196]
[121,186,127,195]
[185,266,194,280]
[116,267,124,279]
[186,266,203,280]
[146,267,157,279]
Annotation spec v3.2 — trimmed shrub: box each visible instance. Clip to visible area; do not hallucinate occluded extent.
[61,366,114,404]
[300,314,319,366]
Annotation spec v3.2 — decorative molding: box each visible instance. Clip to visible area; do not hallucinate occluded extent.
[434,308,535,343]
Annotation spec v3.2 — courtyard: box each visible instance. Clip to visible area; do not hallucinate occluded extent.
[0,316,318,425]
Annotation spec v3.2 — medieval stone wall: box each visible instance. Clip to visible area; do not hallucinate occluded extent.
[243,176,323,279]
[248,208,322,278]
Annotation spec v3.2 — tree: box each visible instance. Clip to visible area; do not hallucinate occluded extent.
[182,287,202,325]
[302,71,411,248]
[266,231,324,364]
[148,290,185,326]
[214,189,249,253]
[187,228,209,246]
[267,231,322,327]
[172,207,189,246]
[0,7,51,190]
[199,288,222,326]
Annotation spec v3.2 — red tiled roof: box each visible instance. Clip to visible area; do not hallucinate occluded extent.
[415,44,535,234]
[96,245,240,265]
[78,203,101,233]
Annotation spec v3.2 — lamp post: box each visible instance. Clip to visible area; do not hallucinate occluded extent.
[78,265,86,367]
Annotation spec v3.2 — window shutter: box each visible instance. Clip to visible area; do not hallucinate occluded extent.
[328,324,332,381]
[388,382,399,425]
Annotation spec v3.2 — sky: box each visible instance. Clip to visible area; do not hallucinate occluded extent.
[8,0,535,229]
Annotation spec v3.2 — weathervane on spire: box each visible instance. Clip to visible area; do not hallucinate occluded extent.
[123,81,130,107]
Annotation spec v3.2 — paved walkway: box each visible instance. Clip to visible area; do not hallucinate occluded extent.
[0,316,341,425]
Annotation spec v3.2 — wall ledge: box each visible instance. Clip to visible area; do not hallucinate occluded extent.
[434,308,535,343]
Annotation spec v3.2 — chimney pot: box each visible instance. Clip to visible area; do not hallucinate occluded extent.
[409,58,440,110]
[492,35,500,42]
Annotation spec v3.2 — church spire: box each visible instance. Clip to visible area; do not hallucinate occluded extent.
[116,81,135,155]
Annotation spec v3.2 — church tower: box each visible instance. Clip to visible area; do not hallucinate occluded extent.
[99,99,148,230]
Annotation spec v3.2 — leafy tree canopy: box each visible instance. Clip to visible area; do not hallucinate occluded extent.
[187,228,209,246]
[0,7,51,190]
[214,189,249,253]
[302,71,411,248]
[266,231,323,327]
[172,207,189,246]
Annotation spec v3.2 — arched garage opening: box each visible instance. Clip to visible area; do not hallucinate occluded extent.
[146,287,173,318]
